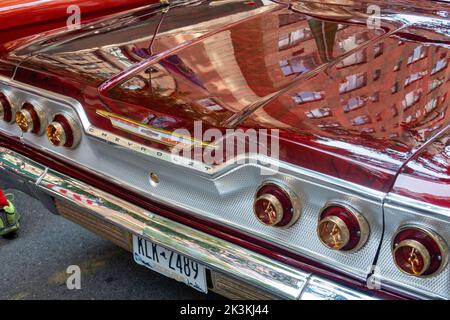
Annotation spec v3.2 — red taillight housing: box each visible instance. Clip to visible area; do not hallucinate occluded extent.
[392,226,448,277]
[46,114,81,148]
[0,92,16,123]
[15,102,47,135]
[317,204,369,252]
[253,182,300,228]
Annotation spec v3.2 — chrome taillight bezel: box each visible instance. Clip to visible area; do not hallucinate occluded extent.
[253,180,301,228]
[391,225,449,278]
[47,113,82,149]
[0,91,19,124]
[317,201,370,253]
[16,102,48,135]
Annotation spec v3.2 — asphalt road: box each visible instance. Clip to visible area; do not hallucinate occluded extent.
[0,190,221,300]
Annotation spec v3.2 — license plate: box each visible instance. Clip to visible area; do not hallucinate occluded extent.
[132,235,208,293]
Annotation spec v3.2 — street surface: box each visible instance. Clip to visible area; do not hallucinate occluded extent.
[0,190,220,300]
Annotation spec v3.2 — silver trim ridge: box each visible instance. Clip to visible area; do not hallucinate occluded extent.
[0,147,375,300]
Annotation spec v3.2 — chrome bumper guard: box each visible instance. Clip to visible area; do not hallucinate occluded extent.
[0,147,375,300]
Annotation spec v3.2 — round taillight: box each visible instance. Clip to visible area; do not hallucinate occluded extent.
[46,114,80,148]
[392,226,448,277]
[317,204,369,252]
[253,182,300,228]
[16,103,47,135]
[0,92,17,123]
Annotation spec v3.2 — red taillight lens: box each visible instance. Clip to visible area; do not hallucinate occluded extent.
[317,204,369,252]
[47,114,80,148]
[0,93,14,123]
[16,102,47,135]
[392,227,448,277]
[253,182,300,228]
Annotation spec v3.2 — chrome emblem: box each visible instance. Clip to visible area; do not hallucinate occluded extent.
[97,110,208,149]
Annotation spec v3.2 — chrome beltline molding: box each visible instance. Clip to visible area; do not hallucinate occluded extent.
[385,193,450,220]
[0,146,376,300]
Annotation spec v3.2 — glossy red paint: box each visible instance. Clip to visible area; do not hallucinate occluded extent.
[0,0,155,46]
[0,58,15,78]
[392,128,450,208]
[5,1,449,192]
[0,0,154,31]
[0,131,408,300]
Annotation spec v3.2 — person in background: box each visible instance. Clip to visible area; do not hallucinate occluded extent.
[0,189,19,238]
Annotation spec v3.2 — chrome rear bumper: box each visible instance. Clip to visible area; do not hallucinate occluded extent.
[0,147,375,300]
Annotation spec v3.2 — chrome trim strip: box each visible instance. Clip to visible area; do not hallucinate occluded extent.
[300,276,376,300]
[385,193,450,220]
[140,215,308,299]
[87,126,217,174]
[0,147,376,300]
[0,148,46,183]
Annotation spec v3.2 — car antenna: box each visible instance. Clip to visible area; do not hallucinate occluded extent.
[146,0,171,93]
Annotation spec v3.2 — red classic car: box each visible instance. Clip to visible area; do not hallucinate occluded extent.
[0,0,448,300]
